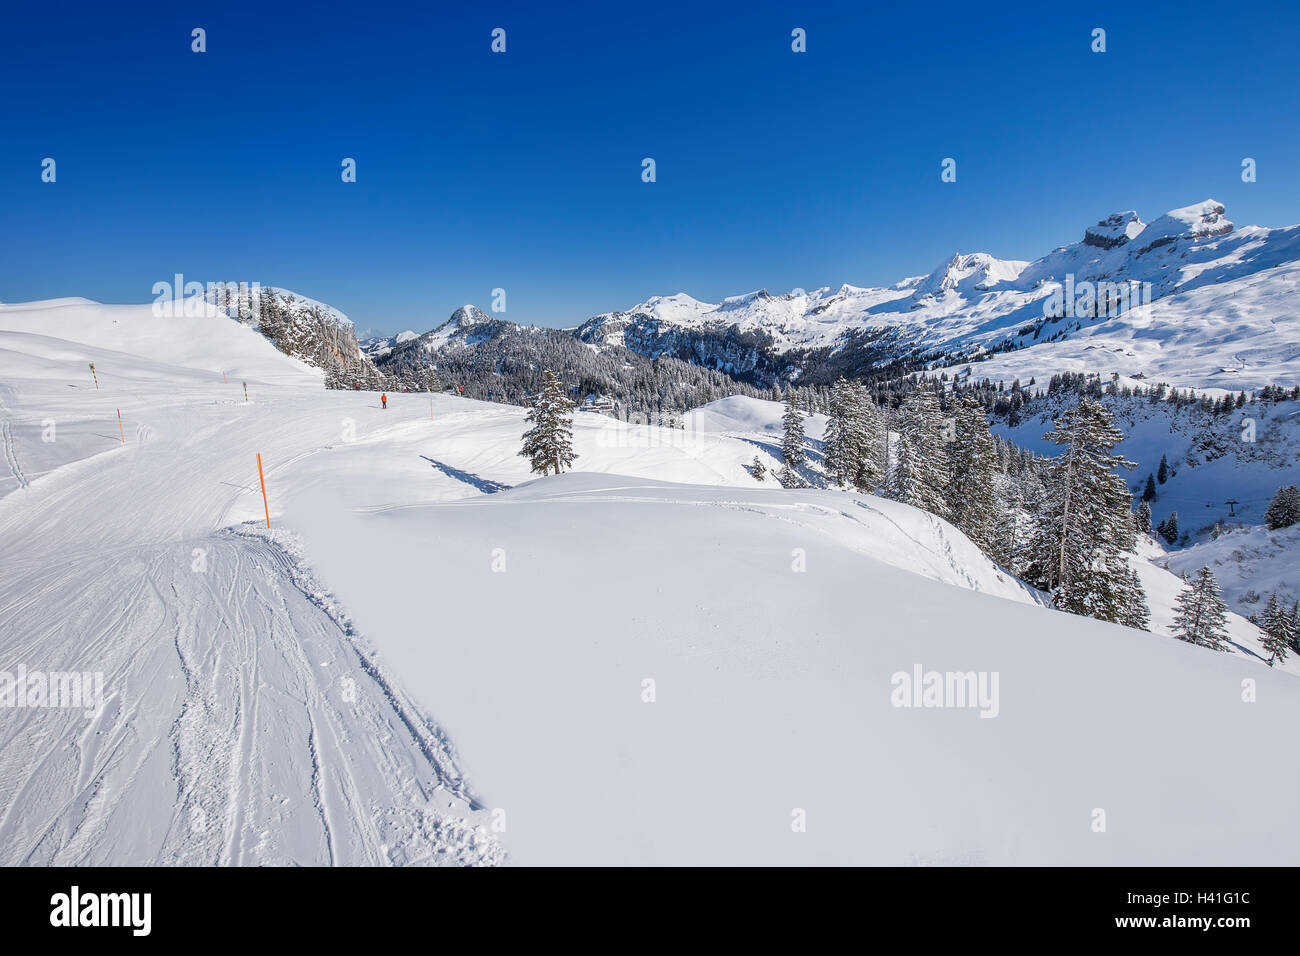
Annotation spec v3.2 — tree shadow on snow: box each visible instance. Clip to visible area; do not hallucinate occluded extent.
[419,456,512,494]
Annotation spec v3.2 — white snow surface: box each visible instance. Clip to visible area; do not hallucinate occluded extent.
[684,394,829,442]
[2,299,1299,865]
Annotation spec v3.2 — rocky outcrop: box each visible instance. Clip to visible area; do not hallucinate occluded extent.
[1131,200,1233,254]
[206,284,386,388]
[1083,211,1145,249]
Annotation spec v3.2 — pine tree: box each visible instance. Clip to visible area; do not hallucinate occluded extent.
[1171,566,1231,651]
[1119,568,1151,630]
[945,397,999,553]
[1029,398,1144,622]
[1259,594,1293,667]
[884,386,950,518]
[1160,511,1179,546]
[519,369,577,476]
[1157,454,1169,484]
[1141,473,1157,501]
[751,456,767,482]
[780,397,807,485]
[1134,500,1152,535]
[1264,484,1300,531]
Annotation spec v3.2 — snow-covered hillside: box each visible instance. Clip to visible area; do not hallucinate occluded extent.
[684,394,829,442]
[2,300,1299,866]
[992,391,1300,538]
[1155,525,1300,619]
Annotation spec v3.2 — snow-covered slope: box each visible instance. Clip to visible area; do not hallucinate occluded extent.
[684,394,829,442]
[3,299,1299,865]
[993,393,1300,538]
[0,297,321,386]
[1155,524,1300,618]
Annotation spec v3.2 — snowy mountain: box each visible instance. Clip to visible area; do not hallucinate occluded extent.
[371,303,772,410]
[365,200,1298,394]
[4,298,1299,864]
[360,329,419,359]
[568,199,1298,387]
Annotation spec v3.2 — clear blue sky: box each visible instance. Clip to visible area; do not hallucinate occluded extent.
[3,0,1299,335]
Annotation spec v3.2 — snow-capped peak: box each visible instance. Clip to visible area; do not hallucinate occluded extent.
[913,252,1028,299]
[627,293,716,323]
[449,304,493,327]
[1131,199,1233,254]
[718,289,775,310]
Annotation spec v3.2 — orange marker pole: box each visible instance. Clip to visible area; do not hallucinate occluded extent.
[257,453,271,528]
[117,409,125,443]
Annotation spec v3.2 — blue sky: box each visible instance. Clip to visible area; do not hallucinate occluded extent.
[3,0,1299,335]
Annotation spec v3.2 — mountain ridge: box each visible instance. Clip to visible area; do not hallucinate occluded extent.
[370,199,1300,391]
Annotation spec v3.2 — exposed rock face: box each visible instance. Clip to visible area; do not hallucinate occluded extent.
[206,284,385,388]
[1084,211,1146,249]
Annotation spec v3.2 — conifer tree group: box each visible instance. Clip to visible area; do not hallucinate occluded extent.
[885,386,951,519]
[823,379,883,492]
[944,397,999,554]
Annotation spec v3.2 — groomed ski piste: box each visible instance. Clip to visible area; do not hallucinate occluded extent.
[1,298,1298,865]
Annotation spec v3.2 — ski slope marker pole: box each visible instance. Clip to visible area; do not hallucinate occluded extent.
[257,453,271,528]
[243,381,248,402]
[89,363,99,389]
[117,409,124,443]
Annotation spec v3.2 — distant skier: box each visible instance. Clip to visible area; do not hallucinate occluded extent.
[381,393,388,409]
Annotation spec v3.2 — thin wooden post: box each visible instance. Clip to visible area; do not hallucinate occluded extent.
[257,453,270,528]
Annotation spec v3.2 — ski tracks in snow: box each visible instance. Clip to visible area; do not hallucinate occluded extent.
[0,397,30,491]
[0,527,503,866]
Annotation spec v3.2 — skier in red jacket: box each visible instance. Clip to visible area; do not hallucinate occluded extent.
[381,393,388,409]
